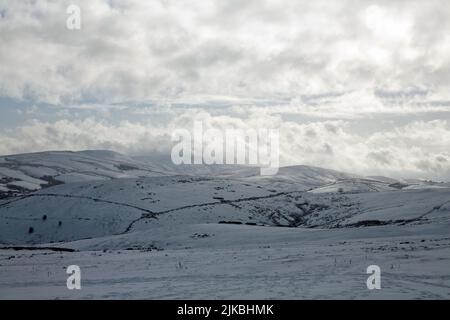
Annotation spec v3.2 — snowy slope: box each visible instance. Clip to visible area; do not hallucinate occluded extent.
[0,172,449,245]
[0,150,450,299]
[309,178,399,193]
[1,216,450,299]
[0,150,169,198]
[2,150,443,200]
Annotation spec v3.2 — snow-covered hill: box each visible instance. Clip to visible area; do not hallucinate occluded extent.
[1,174,449,245]
[0,150,449,299]
[0,150,169,198]
[2,150,445,199]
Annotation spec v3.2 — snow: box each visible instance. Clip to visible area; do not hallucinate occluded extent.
[19,166,59,178]
[0,150,449,299]
[1,150,443,198]
[1,223,449,299]
[6,180,41,191]
[0,167,47,186]
[0,150,168,197]
[309,178,397,193]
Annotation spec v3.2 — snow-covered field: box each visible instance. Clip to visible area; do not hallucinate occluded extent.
[0,150,449,299]
[1,223,450,299]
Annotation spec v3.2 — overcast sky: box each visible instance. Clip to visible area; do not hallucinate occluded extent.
[1,0,450,179]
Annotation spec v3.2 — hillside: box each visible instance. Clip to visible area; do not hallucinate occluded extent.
[0,150,449,299]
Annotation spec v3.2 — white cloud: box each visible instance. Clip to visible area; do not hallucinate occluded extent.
[1,0,450,180]
[1,0,450,104]
[1,113,450,180]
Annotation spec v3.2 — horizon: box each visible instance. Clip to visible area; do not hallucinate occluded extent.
[1,148,449,182]
[1,1,450,179]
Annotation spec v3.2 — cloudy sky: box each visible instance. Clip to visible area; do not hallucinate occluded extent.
[1,0,450,179]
